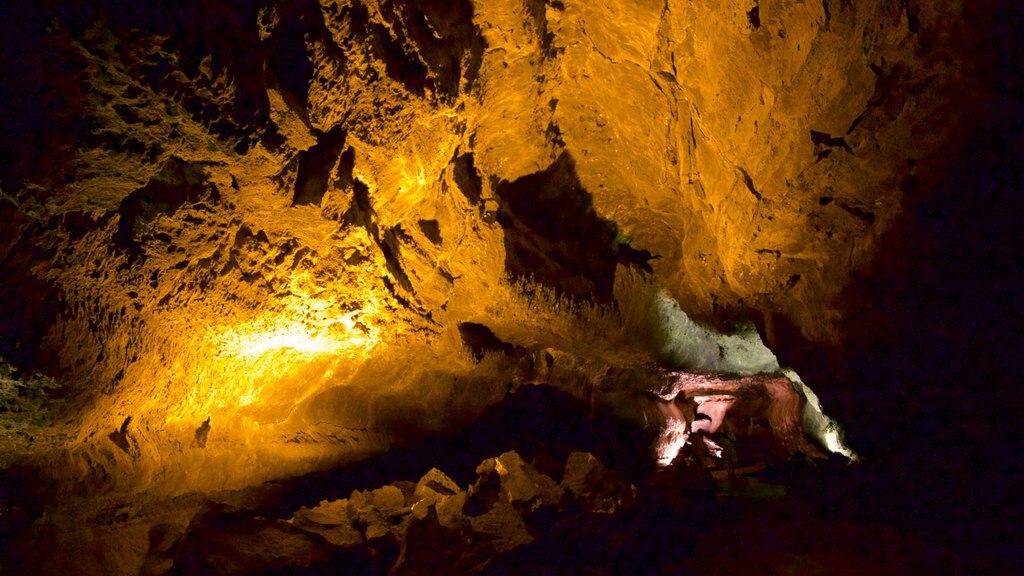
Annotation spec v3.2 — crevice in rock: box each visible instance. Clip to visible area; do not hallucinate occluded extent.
[736,166,762,201]
[747,2,761,30]
[810,130,852,161]
[458,322,527,361]
[617,243,658,274]
[115,158,219,257]
[381,227,417,295]
[193,417,210,449]
[344,0,483,101]
[338,178,419,302]
[418,219,442,245]
[262,0,337,113]
[348,2,430,98]
[452,152,483,206]
[526,0,557,57]
[836,200,876,224]
[293,127,347,206]
[494,152,622,302]
[383,0,485,98]
[902,0,920,34]
[343,179,376,232]
[107,416,133,455]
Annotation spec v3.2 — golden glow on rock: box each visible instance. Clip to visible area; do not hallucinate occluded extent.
[209,309,378,361]
[157,297,385,420]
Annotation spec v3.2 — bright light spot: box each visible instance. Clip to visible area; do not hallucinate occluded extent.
[656,416,689,467]
[212,313,375,360]
[782,368,858,461]
[170,296,385,417]
[209,300,381,361]
[825,425,858,461]
[703,436,724,459]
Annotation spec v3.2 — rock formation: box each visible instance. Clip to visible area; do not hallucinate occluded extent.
[0,0,1020,573]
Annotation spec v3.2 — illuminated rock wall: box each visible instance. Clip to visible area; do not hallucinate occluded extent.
[0,0,985,492]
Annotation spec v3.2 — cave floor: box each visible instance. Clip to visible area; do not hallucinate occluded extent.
[0,385,1000,576]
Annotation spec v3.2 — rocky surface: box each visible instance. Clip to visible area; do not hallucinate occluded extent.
[0,0,986,480]
[130,451,637,574]
[0,0,1021,573]
[11,447,932,575]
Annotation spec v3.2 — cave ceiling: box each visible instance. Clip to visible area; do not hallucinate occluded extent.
[3,0,1022,572]
[0,0,994,512]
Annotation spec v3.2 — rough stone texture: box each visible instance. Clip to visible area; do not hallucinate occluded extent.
[0,0,999,491]
[561,451,637,513]
[0,0,1020,569]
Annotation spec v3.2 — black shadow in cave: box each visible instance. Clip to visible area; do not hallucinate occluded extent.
[252,386,656,519]
[292,128,346,206]
[762,19,1024,565]
[115,158,220,257]
[494,151,655,303]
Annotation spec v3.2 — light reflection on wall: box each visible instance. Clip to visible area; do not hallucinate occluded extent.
[652,372,853,468]
[164,297,383,421]
[210,308,379,361]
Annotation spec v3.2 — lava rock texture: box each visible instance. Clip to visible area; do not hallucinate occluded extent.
[1,0,1022,573]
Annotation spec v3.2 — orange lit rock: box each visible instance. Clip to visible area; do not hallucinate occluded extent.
[0,0,996,550]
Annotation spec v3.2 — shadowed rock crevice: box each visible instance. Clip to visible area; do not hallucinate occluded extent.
[380,0,485,98]
[494,153,622,302]
[457,322,527,361]
[115,158,220,256]
[293,128,347,206]
[452,152,483,206]
[346,0,484,100]
[336,176,417,299]
[262,0,340,112]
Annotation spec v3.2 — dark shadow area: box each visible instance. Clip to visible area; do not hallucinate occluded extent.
[494,151,656,302]
[115,158,220,256]
[160,503,400,576]
[0,1,92,193]
[293,128,347,206]
[766,2,1024,567]
[452,152,483,206]
[457,322,528,361]
[494,152,621,302]
[251,385,657,520]
[346,0,483,101]
[143,387,968,574]
[0,219,60,368]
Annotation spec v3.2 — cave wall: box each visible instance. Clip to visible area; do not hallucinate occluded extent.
[0,0,998,492]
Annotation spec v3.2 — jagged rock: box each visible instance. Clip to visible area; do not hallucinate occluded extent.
[492,451,564,510]
[396,507,471,575]
[291,498,364,548]
[468,500,535,554]
[561,451,638,514]
[410,467,462,520]
[0,1,1014,574]
[464,460,503,518]
[157,504,332,576]
[435,492,470,529]
[347,488,404,540]
[371,485,407,516]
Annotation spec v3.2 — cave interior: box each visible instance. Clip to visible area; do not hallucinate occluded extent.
[0,0,1022,574]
